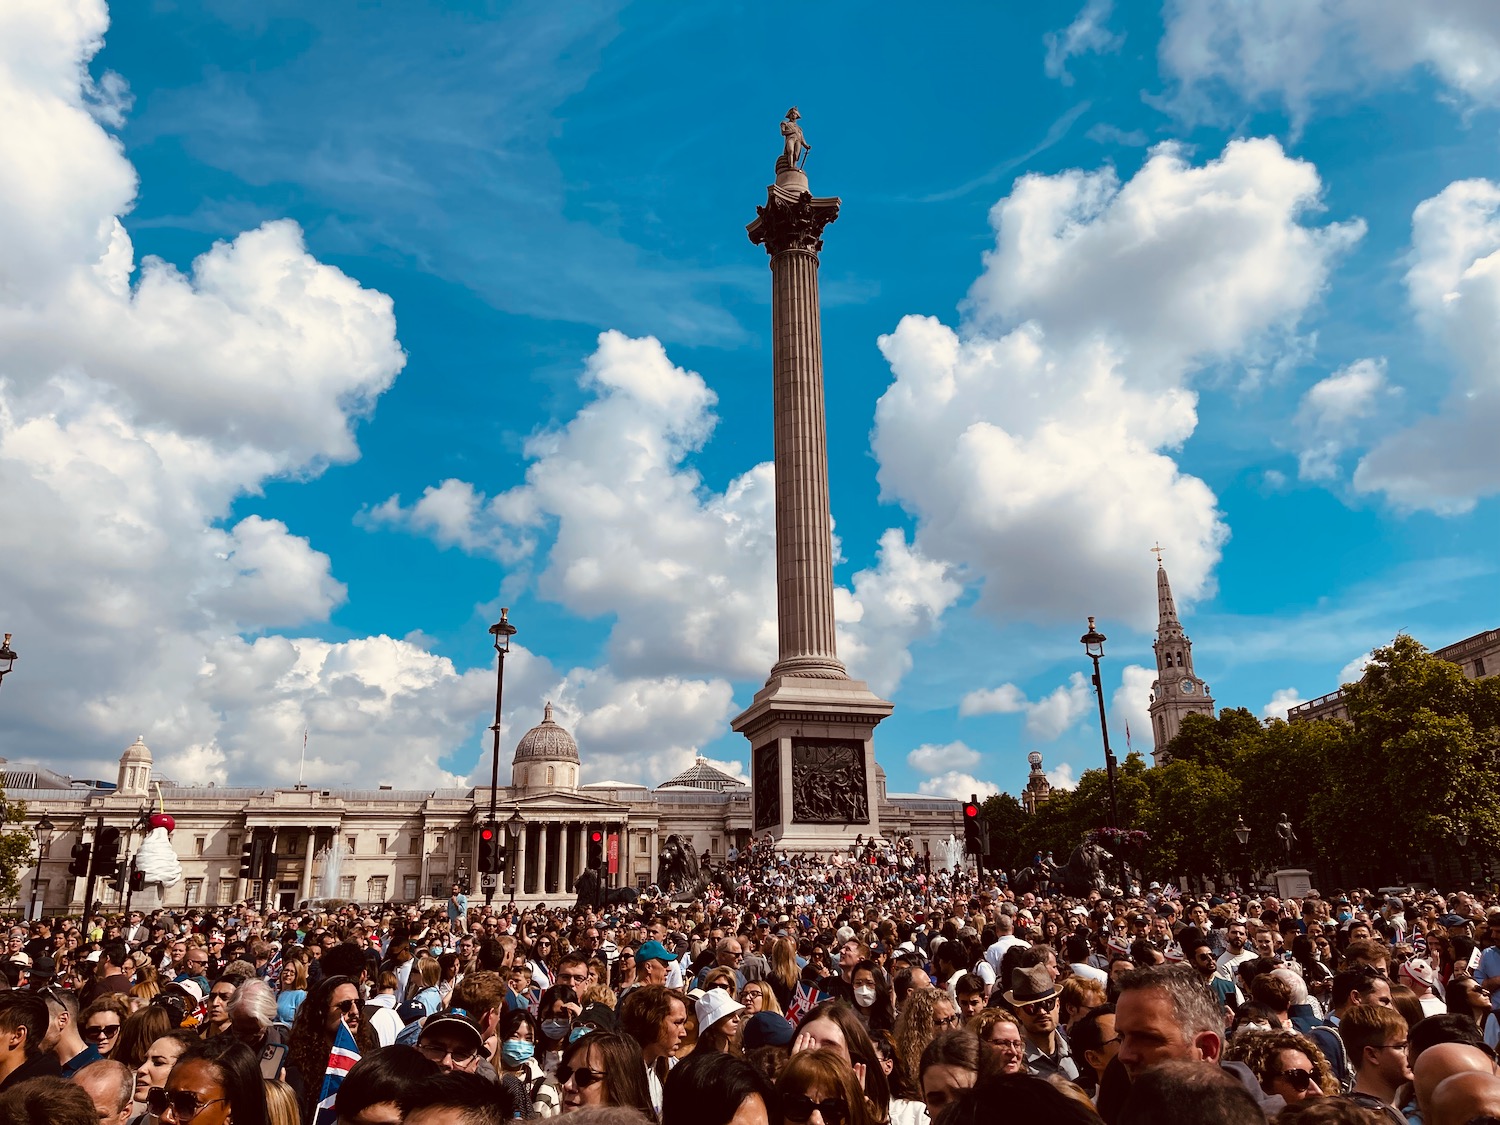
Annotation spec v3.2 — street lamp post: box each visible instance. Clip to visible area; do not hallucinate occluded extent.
[485,609,517,907]
[1457,826,1470,888]
[1081,617,1125,893]
[0,635,17,691]
[29,814,53,921]
[1234,816,1252,895]
[505,809,524,906]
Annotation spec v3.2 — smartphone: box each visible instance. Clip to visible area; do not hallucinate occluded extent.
[259,1042,287,1080]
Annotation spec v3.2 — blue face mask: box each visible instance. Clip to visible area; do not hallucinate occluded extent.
[568,1027,593,1044]
[1337,910,1352,923]
[500,1040,534,1067]
[540,1019,571,1042]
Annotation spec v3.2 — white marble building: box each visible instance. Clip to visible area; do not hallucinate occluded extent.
[9,708,962,914]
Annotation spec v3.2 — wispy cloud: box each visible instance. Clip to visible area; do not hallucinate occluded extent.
[908,102,1091,204]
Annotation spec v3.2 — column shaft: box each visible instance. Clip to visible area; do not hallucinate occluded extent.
[769,247,844,679]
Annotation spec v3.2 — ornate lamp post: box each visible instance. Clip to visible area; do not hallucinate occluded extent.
[0,635,17,691]
[485,609,517,906]
[1457,825,1470,887]
[1081,617,1124,893]
[29,813,53,920]
[1234,815,1252,894]
[505,808,524,906]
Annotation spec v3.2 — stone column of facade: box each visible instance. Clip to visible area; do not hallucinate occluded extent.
[511,825,526,903]
[732,120,893,851]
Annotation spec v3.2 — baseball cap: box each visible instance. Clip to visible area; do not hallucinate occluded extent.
[742,1012,795,1049]
[635,940,674,964]
[418,1013,485,1057]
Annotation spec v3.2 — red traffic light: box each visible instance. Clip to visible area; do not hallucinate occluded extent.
[964,803,980,818]
[590,831,603,843]
[480,827,494,841]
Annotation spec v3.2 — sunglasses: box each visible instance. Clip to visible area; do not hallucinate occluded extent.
[145,1088,226,1122]
[1278,1069,1315,1092]
[83,1024,120,1039]
[784,1094,847,1125]
[556,1064,605,1089]
[333,999,361,1015]
[1019,997,1057,1015]
[417,1039,479,1064]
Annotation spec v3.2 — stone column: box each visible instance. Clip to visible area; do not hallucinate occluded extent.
[734,133,893,851]
[511,825,526,902]
[750,166,846,682]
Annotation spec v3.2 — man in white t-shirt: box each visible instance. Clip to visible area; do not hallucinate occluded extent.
[983,914,1029,975]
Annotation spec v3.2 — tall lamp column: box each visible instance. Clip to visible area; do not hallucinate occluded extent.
[0,635,17,692]
[1081,617,1125,893]
[486,609,517,907]
[29,814,53,921]
[1234,816,1252,895]
[506,809,524,907]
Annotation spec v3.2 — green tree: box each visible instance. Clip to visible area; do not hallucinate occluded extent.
[0,793,31,902]
[1139,758,1241,879]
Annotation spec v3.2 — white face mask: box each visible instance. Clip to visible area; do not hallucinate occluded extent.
[853,986,877,1008]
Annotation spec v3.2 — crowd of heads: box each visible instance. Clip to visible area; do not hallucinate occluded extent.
[0,835,1498,1125]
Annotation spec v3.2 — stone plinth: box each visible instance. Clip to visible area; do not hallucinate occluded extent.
[733,673,892,852]
[1274,868,1313,899]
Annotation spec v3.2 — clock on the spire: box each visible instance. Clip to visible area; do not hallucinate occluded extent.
[1180,678,1196,694]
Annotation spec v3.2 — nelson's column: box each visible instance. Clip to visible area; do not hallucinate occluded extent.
[732,109,893,850]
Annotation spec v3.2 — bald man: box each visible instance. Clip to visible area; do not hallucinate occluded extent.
[1429,1071,1500,1125]
[1413,1043,1498,1122]
[73,1060,133,1125]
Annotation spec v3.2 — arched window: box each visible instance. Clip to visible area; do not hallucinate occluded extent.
[547,766,555,785]
[1176,650,1184,667]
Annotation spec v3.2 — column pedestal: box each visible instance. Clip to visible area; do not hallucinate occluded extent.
[733,673,891,852]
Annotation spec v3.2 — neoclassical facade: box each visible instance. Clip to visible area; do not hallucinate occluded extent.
[8,710,962,914]
[1287,626,1500,724]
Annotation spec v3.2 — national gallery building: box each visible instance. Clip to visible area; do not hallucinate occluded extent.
[5,705,963,914]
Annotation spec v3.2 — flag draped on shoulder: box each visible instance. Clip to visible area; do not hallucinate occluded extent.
[786,982,824,1025]
[314,1021,360,1125]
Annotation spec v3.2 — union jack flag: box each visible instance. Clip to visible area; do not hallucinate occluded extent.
[314,1021,360,1125]
[786,982,825,1025]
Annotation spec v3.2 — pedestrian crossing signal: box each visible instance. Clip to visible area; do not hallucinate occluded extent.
[478,823,502,874]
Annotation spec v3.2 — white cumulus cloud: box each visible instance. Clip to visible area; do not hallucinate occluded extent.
[1356,179,1500,512]
[906,742,983,777]
[1112,664,1159,757]
[917,772,1000,801]
[960,674,1091,740]
[1046,762,1078,791]
[372,331,962,698]
[1338,650,1375,685]
[1044,0,1123,85]
[1159,0,1500,125]
[1262,687,1305,720]
[874,138,1359,628]
[1295,358,1394,481]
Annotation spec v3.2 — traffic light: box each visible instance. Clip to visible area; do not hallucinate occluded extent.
[108,860,127,893]
[68,841,91,878]
[130,868,145,892]
[964,797,983,856]
[91,826,122,877]
[478,822,499,875]
[239,839,256,879]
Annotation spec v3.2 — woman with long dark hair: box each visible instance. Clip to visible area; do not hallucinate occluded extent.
[663,1052,773,1125]
[557,1031,654,1117]
[850,960,895,1035]
[284,976,378,1124]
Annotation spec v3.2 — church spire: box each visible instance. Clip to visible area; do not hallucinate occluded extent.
[1155,544,1181,632]
[1147,547,1215,764]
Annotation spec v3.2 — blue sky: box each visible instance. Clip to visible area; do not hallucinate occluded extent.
[2,0,1498,798]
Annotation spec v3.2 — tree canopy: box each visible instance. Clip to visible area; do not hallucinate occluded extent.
[973,635,1500,888]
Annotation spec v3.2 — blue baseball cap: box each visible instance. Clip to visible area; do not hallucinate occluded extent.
[635,940,674,964]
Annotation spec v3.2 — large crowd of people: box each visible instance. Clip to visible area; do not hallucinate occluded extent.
[0,833,1498,1125]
